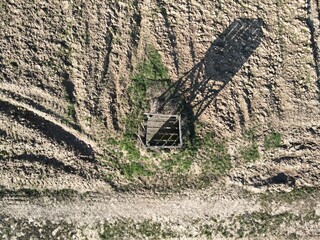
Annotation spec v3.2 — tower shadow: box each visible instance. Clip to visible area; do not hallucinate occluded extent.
[155,18,264,140]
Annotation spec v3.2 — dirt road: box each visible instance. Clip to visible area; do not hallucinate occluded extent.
[0,187,319,239]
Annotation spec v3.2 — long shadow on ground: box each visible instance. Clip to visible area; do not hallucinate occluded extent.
[156,18,264,139]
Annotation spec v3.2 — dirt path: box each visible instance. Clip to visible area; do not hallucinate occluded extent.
[0,190,260,225]
[0,189,320,224]
[0,187,319,239]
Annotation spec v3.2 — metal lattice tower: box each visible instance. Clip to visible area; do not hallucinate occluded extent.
[145,113,182,148]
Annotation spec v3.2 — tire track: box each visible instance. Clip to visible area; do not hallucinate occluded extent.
[0,96,100,161]
[306,0,320,97]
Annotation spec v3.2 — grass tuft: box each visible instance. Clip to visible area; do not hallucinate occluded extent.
[240,144,260,162]
[100,219,177,239]
[264,132,281,149]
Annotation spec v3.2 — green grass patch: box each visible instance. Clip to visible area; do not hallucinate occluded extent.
[240,144,260,162]
[125,44,168,136]
[202,132,232,175]
[199,211,318,238]
[161,155,193,173]
[240,128,260,162]
[260,186,319,204]
[206,144,232,175]
[158,131,231,177]
[67,103,75,119]
[244,127,258,142]
[160,135,201,173]
[234,211,300,237]
[264,132,281,150]
[102,45,170,180]
[120,162,152,179]
[0,215,76,239]
[136,45,169,80]
[118,137,141,161]
[105,137,140,161]
[160,131,232,176]
[103,130,231,187]
[105,137,154,179]
[100,219,177,239]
